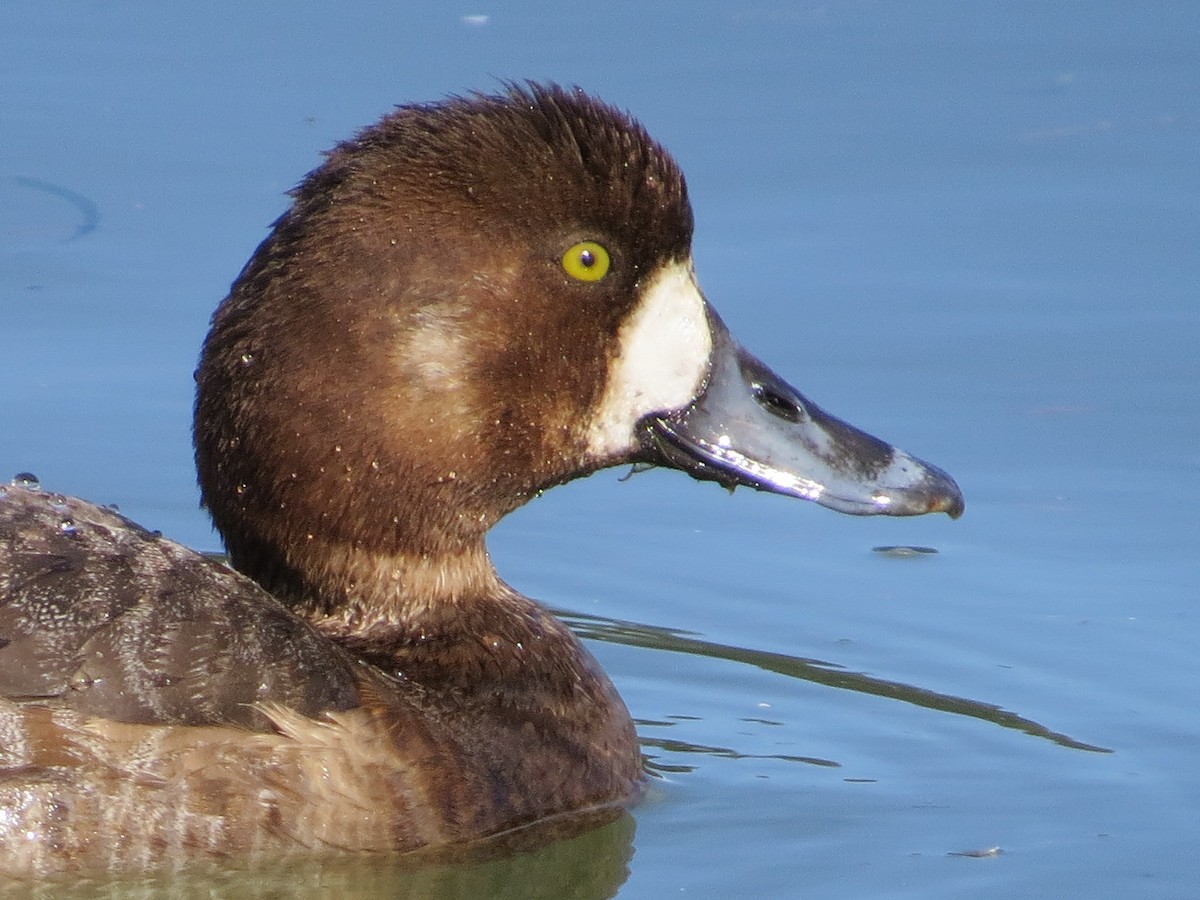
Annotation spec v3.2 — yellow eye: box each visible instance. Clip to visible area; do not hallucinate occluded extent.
[561,241,611,282]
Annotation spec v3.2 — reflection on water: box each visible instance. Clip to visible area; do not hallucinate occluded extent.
[1,177,101,243]
[639,731,841,775]
[0,813,636,900]
[193,561,1112,760]
[558,609,1112,756]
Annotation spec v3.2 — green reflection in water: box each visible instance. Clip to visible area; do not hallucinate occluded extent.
[557,609,1112,756]
[7,812,637,900]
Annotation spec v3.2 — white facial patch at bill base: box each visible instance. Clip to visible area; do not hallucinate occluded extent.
[585,258,713,459]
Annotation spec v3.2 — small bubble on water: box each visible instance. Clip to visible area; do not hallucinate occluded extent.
[10,472,40,490]
[873,545,938,558]
[948,846,1003,858]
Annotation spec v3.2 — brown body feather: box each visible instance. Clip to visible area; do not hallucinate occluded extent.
[0,484,640,877]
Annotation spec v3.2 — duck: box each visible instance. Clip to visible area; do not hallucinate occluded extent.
[0,83,963,878]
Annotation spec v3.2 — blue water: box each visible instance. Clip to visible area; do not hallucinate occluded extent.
[2,2,1197,897]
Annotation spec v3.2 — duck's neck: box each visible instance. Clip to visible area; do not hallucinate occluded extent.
[231,530,506,626]
[230,529,591,673]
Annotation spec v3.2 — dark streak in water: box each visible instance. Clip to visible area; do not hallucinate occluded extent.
[637,731,841,774]
[10,175,101,241]
[559,608,1113,755]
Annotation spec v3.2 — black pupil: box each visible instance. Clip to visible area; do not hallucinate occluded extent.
[579,249,595,268]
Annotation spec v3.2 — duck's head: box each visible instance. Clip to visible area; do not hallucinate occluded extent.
[195,83,962,620]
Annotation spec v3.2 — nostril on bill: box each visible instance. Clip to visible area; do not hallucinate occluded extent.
[751,383,804,423]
